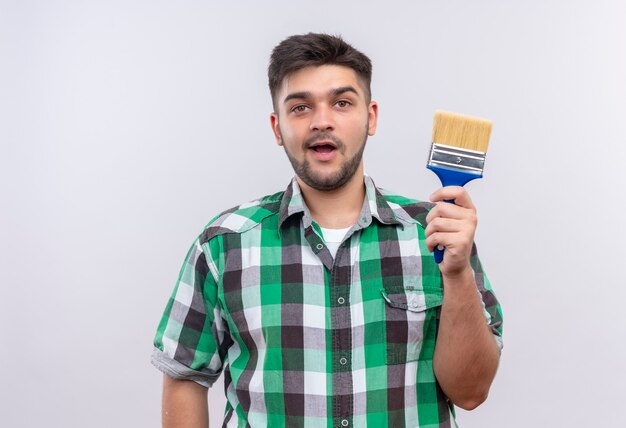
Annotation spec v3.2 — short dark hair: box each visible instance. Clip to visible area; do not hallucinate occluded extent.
[268,33,373,109]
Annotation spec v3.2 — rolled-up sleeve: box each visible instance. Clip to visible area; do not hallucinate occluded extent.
[152,238,228,388]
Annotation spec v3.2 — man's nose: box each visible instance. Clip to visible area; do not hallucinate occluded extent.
[309,105,334,132]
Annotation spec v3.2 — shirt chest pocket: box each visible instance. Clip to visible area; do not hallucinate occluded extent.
[380,284,443,365]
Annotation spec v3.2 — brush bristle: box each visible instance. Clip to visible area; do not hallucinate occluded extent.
[432,110,493,153]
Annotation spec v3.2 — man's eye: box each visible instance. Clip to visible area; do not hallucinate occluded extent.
[291,105,308,113]
[336,100,351,108]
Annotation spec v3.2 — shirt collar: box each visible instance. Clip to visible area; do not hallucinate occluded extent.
[278,174,404,231]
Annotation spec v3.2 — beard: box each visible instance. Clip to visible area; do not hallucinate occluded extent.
[281,125,368,192]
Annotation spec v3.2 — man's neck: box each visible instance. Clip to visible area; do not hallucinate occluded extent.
[296,166,366,229]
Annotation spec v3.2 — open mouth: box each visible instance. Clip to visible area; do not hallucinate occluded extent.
[311,144,336,154]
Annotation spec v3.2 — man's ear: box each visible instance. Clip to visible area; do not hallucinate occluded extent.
[367,101,379,136]
[270,113,282,146]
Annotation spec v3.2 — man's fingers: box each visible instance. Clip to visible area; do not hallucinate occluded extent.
[425,234,440,252]
[429,186,475,209]
[425,221,474,248]
[424,217,463,235]
[426,202,478,225]
[425,232,462,253]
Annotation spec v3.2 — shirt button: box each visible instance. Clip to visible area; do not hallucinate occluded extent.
[316,243,324,250]
[411,301,419,308]
[337,296,345,304]
[339,357,347,365]
[341,419,349,427]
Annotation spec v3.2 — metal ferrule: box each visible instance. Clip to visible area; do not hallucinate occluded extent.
[427,143,486,174]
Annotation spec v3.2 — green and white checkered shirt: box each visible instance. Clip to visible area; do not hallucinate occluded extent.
[152,175,503,427]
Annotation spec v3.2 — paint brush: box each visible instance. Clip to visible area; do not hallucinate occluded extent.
[427,110,493,264]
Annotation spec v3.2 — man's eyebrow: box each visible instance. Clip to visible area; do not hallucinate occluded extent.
[282,86,360,105]
[330,86,359,97]
[283,91,312,104]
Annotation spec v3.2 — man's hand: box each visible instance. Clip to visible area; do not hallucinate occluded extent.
[425,186,477,278]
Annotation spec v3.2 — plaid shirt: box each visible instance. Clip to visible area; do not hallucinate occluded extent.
[152,175,503,428]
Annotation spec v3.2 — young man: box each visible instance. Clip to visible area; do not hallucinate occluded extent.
[152,33,503,428]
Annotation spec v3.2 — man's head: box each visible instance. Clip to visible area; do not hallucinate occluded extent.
[268,33,373,111]
[268,34,378,192]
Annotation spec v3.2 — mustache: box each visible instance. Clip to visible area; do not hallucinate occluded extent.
[303,132,344,150]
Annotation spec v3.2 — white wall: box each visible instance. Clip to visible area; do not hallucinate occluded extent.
[1,1,624,426]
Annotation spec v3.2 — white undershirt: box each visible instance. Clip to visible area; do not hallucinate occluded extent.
[320,226,352,258]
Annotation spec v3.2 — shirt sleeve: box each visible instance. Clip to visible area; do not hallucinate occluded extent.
[151,237,228,388]
[470,243,504,352]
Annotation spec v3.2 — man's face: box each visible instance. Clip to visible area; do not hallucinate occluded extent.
[270,65,378,191]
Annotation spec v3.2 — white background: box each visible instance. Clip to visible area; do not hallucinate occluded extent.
[1,1,625,426]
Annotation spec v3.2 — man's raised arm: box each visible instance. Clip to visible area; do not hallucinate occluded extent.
[425,187,500,409]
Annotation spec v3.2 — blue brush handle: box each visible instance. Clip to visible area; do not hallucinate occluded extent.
[426,165,482,264]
